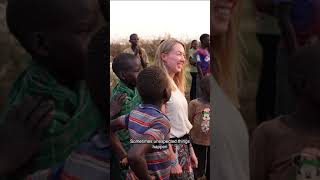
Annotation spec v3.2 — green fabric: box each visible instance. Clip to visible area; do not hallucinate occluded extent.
[0,63,104,179]
[189,48,197,72]
[111,81,141,180]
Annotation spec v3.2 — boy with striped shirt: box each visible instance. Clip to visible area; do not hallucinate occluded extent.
[111,66,172,180]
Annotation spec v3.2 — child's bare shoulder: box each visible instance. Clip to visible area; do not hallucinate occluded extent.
[254,116,289,138]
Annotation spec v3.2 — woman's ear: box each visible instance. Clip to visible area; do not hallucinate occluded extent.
[161,53,167,62]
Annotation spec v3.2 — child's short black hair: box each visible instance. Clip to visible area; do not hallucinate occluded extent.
[200,75,210,96]
[191,40,197,44]
[130,33,138,40]
[112,53,137,78]
[289,43,320,96]
[6,0,60,51]
[137,66,171,104]
[200,34,210,43]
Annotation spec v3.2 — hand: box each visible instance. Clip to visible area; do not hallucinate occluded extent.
[191,152,198,168]
[119,157,128,167]
[148,175,156,180]
[170,163,182,177]
[0,96,54,174]
[110,93,127,117]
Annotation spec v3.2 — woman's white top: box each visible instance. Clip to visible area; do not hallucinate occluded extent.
[166,79,193,138]
[211,76,249,180]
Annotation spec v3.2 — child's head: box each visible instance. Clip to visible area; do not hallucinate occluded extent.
[191,40,198,49]
[137,66,171,106]
[112,53,142,88]
[200,75,210,99]
[289,43,320,106]
[200,34,210,48]
[6,0,102,80]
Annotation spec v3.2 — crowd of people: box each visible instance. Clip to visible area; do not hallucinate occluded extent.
[109,33,211,180]
[1,0,320,179]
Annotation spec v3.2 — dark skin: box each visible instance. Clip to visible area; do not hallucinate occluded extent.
[199,78,210,104]
[0,96,54,175]
[0,0,103,174]
[32,0,102,89]
[129,34,147,68]
[119,57,142,90]
[189,40,198,66]
[198,36,210,79]
[111,91,170,179]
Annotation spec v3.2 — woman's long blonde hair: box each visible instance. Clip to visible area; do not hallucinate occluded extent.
[211,0,243,108]
[154,38,186,93]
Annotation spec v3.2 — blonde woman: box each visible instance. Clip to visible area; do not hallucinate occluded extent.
[154,39,198,180]
[211,0,250,180]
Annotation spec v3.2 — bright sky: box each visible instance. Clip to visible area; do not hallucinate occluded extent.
[110,0,210,43]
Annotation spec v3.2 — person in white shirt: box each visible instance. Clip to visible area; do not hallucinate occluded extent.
[154,38,198,180]
[211,0,250,179]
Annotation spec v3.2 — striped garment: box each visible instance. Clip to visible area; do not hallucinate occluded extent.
[119,104,171,180]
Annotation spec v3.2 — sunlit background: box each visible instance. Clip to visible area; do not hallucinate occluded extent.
[110,0,210,42]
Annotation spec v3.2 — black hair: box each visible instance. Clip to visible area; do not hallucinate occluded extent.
[130,33,138,40]
[190,40,197,49]
[200,34,209,43]
[6,0,61,53]
[200,75,210,96]
[112,53,137,78]
[289,43,320,96]
[137,66,171,104]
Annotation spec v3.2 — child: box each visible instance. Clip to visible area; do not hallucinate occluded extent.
[274,0,320,116]
[189,75,211,180]
[189,40,199,101]
[250,43,320,180]
[111,53,142,179]
[111,66,172,180]
[0,0,105,178]
[26,7,114,178]
[196,34,210,80]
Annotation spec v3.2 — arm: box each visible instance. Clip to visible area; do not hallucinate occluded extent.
[188,101,195,125]
[128,135,154,180]
[189,51,197,66]
[110,93,127,118]
[0,96,53,175]
[189,56,196,66]
[197,64,204,79]
[110,116,128,161]
[139,48,148,68]
[277,1,298,55]
[196,54,204,79]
